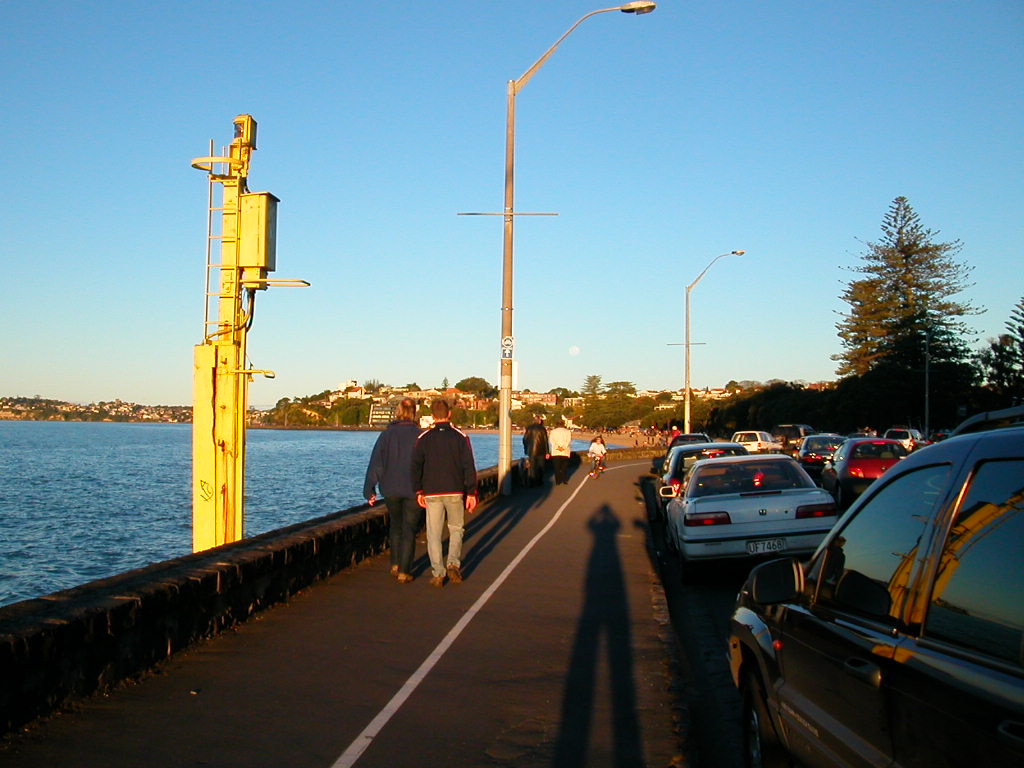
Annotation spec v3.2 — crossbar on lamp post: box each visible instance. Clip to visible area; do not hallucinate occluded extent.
[464,1,656,495]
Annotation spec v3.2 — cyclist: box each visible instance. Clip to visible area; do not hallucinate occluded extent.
[587,435,608,477]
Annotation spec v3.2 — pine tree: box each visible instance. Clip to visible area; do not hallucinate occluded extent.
[977,294,1024,404]
[833,196,978,377]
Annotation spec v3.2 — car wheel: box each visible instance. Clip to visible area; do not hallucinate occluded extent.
[664,522,678,554]
[678,550,700,583]
[742,670,790,768]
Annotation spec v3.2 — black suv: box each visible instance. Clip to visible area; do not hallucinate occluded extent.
[728,406,1024,768]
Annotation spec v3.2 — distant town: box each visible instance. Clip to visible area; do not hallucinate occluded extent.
[0,396,193,424]
[0,379,776,429]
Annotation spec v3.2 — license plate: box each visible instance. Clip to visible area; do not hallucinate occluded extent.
[747,538,786,555]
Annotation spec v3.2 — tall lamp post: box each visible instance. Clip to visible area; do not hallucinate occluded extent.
[684,250,744,433]
[492,1,656,494]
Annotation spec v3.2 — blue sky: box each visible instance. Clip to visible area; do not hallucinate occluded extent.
[2,1,1021,407]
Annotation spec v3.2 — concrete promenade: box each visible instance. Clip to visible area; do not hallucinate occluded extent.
[0,455,682,768]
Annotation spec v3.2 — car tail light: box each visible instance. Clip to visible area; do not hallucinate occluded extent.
[684,511,731,526]
[849,466,865,478]
[670,479,682,493]
[796,502,837,519]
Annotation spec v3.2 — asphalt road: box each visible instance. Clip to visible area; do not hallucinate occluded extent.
[641,480,749,768]
[1,458,692,768]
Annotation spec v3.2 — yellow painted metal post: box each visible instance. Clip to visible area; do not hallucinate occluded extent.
[190,115,305,553]
[191,115,258,553]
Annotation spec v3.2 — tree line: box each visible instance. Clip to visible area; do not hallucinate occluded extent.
[261,197,1021,434]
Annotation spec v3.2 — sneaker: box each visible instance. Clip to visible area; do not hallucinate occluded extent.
[446,564,463,583]
[397,573,413,584]
[389,565,400,577]
[429,575,445,588]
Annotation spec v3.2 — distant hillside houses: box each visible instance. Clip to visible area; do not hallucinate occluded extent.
[319,381,748,417]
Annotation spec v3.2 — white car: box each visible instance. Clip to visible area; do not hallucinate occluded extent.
[882,427,926,452]
[729,430,783,454]
[659,454,837,579]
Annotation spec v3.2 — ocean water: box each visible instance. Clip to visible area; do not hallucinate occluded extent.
[0,421,559,608]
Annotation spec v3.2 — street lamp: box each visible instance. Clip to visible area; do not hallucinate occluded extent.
[493,1,656,494]
[684,250,744,433]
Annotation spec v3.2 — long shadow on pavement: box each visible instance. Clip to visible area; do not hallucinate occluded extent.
[404,473,556,580]
[637,475,745,768]
[459,477,555,579]
[553,504,644,768]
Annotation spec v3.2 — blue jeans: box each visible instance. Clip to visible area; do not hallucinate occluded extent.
[385,496,422,576]
[424,494,465,578]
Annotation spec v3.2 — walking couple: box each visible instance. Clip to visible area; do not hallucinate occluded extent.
[362,398,478,588]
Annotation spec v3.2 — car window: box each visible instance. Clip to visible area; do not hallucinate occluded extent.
[811,464,952,622]
[923,459,1024,666]
[688,460,809,495]
[670,447,746,481]
[852,443,879,459]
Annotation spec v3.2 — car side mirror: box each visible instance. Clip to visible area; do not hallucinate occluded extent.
[749,557,803,604]
[658,485,678,499]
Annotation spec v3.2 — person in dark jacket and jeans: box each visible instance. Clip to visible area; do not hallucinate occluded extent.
[411,399,478,587]
[522,415,548,486]
[363,398,422,583]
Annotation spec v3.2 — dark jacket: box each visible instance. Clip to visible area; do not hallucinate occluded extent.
[522,422,549,457]
[362,419,421,500]
[411,421,478,497]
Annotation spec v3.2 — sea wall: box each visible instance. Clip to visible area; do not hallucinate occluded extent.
[0,448,659,735]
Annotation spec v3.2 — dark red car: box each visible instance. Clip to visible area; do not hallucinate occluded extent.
[820,437,907,508]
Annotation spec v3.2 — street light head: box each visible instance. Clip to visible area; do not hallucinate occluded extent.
[732,250,745,255]
[620,1,656,13]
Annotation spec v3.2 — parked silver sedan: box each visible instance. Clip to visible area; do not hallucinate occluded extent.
[659,454,837,580]
[653,442,748,520]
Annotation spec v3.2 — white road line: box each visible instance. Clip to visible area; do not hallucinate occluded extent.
[331,476,591,768]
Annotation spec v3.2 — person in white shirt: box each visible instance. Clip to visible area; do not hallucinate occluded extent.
[547,420,573,485]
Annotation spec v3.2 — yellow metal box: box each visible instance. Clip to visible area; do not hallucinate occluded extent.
[239,192,278,273]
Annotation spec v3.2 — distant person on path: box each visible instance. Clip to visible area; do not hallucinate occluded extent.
[522,415,549,486]
[548,420,573,485]
[411,399,478,587]
[363,398,422,584]
[587,434,607,476]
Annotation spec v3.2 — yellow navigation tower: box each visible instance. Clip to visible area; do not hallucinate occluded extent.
[190,115,307,552]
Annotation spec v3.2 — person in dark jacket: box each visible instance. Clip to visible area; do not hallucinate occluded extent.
[522,415,548,486]
[363,398,422,583]
[411,398,478,587]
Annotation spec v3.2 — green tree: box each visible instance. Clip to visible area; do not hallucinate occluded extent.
[977,294,1024,405]
[581,374,602,396]
[454,377,495,397]
[833,196,978,377]
[512,403,551,428]
[831,197,980,429]
[579,394,638,430]
[549,387,578,399]
[604,381,636,396]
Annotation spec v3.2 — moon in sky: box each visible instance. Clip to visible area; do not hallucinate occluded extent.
[568,346,581,356]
